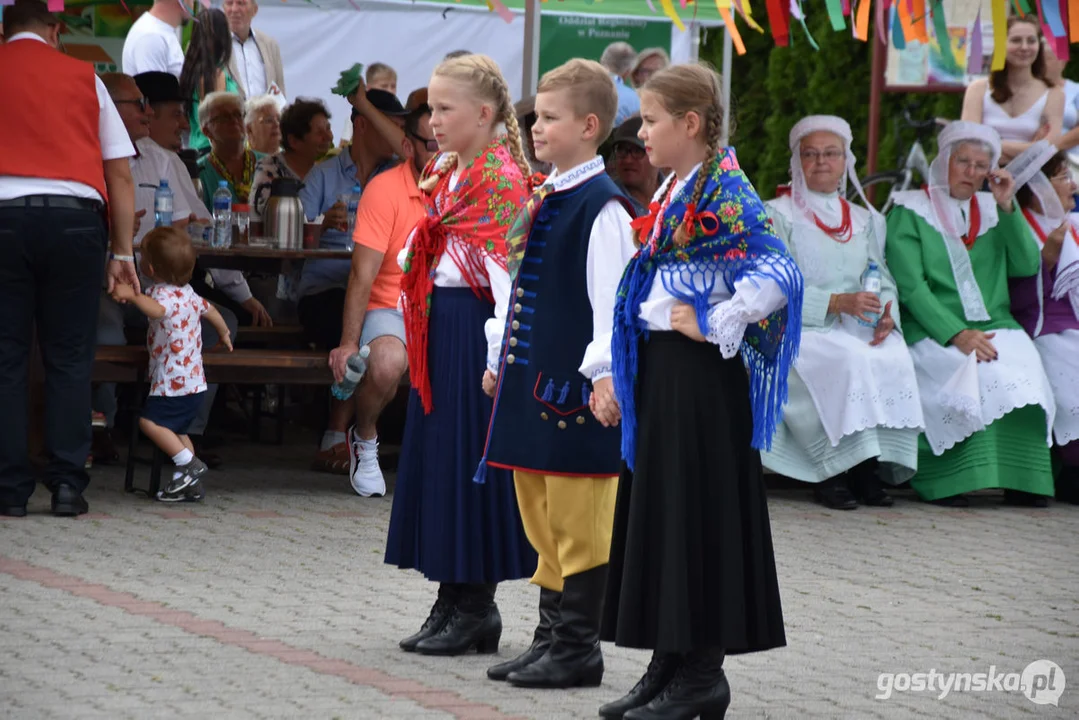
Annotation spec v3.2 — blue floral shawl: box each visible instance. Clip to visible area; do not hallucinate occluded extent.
[612,148,804,469]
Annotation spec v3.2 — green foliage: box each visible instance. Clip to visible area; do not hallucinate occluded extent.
[701,16,964,195]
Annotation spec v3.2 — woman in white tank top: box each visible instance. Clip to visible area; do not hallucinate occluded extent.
[961,15,1064,164]
[1043,40,1079,172]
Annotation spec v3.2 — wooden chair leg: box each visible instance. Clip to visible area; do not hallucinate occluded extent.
[249,385,263,442]
[275,384,285,445]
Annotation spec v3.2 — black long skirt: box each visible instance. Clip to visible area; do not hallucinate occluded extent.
[601,332,786,655]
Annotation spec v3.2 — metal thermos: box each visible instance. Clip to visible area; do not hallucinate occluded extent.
[262,177,304,249]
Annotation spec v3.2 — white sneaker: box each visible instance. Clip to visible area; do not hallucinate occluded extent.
[348,426,386,497]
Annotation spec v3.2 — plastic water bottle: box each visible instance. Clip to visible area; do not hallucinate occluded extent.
[345,183,361,251]
[154,179,173,227]
[212,181,232,248]
[859,261,882,327]
[331,345,371,400]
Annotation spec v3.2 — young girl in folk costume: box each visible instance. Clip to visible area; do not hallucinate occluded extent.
[385,54,536,657]
[600,64,802,720]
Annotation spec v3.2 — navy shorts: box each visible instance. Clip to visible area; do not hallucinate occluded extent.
[141,392,206,434]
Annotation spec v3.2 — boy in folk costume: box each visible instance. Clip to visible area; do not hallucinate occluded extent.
[477,59,637,689]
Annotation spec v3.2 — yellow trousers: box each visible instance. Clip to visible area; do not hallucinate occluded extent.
[513,471,618,592]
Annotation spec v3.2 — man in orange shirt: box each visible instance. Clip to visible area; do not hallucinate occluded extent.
[329,104,437,497]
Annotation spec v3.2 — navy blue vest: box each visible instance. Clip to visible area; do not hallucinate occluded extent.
[486,173,632,476]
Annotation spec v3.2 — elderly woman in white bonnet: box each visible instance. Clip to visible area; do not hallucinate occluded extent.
[763,115,924,510]
[885,120,1056,508]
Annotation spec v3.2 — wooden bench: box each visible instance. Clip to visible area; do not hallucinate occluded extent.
[93,345,334,497]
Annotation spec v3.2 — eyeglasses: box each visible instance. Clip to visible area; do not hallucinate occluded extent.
[953,157,991,174]
[800,149,845,163]
[114,97,148,113]
[408,131,439,152]
[615,144,646,159]
[256,115,280,127]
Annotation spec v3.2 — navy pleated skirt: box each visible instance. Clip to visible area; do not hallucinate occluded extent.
[384,287,536,584]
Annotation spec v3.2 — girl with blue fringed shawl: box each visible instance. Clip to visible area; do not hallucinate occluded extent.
[598,63,802,720]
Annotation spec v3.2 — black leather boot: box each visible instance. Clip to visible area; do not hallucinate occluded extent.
[599,652,682,719]
[624,647,729,720]
[487,587,561,681]
[847,460,894,507]
[399,583,458,652]
[507,565,606,688]
[414,584,501,656]
[813,475,858,510]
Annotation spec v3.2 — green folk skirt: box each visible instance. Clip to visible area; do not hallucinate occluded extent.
[910,405,1054,501]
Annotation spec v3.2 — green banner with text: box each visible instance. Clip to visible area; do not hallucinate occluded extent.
[539,15,670,77]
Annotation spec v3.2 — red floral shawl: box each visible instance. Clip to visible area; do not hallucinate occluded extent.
[401,139,529,413]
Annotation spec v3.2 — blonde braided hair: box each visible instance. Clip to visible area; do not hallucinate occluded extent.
[428,53,533,182]
[641,63,727,246]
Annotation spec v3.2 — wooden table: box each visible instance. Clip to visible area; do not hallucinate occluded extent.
[195,245,353,273]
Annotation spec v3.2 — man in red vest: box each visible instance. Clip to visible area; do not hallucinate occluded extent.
[0,0,138,518]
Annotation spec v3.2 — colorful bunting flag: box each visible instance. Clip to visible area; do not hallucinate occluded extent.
[766,0,791,46]
[826,0,847,30]
[854,0,872,41]
[969,9,984,74]
[992,0,1009,70]
[716,1,748,54]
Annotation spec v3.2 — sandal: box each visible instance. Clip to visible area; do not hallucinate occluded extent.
[312,442,351,475]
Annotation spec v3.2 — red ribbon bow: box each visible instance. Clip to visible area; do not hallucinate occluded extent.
[630,201,662,241]
[682,208,720,237]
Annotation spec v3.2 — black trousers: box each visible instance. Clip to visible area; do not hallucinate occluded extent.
[0,202,107,505]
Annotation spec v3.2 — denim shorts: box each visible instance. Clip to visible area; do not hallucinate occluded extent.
[360,308,406,348]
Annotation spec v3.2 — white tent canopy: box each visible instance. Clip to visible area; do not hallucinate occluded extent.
[252,0,719,141]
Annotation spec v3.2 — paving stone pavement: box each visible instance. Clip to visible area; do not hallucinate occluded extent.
[1,438,1076,719]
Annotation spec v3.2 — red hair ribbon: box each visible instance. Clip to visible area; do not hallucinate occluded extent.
[683,208,720,237]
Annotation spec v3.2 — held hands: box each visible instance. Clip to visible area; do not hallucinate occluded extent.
[869,301,895,346]
[482,369,497,398]
[111,281,137,303]
[590,376,621,428]
[988,168,1016,210]
[834,292,882,324]
[951,329,998,362]
[323,201,349,232]
[670,303,706,342]
[106,260,141,296]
